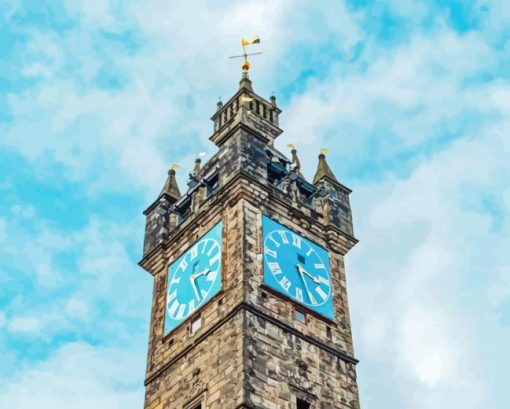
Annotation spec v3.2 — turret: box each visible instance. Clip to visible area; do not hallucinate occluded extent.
[143,167,182,256]
[313,152,354,236]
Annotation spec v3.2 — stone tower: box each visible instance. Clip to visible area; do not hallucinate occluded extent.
[140,71,361,409]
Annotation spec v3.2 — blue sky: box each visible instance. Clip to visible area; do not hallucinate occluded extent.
[0,1,509,408]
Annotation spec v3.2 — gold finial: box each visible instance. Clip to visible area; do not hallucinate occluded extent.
[228,35,262,72]
[171,164,181,171]
[286,143,295,149]
[320,148,330,155]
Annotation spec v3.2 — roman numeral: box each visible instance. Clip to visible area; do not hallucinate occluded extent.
[267,262,282,276]
[168,300,179,316]
[295,287,303,302]
[188,299,196,314]
[206,269,218,282]
[308,292,317,305]
[170,276,181,285]
[279,276,292,292]
[179,259,188,271]
[277,231,289,244]
[189,246,198,260]
[268,235,280,248]
[210,252,221,265]
[207,242,218,256]
[306,247,314,257]
[176,304,186,320]
[317,276,330,287]
[315,286,328,301]
[292,235,302,249]
[314,263,325,270]
[265,247,277,259]
[167,290,177,303]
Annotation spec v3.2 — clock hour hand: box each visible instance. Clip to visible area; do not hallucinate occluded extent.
[296,264,319,284]
[190,268,210,301]
[190,274,200,300]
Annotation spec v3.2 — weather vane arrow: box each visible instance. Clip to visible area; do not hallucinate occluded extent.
[227,35,262,72]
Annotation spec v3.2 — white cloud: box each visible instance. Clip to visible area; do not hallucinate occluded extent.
[279,29,499,179]
[0,342,144,409]
[348,126,508,407]
[8,316,43,334]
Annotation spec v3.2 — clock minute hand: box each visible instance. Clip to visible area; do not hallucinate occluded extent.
[296,264,316,303]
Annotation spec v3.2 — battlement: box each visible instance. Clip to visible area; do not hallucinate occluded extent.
[142,74,354,258]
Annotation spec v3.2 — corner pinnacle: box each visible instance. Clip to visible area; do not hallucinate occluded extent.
[313,152,339,185]
[160,167,181,202]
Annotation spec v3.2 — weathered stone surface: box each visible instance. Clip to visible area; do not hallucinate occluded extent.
[139,76,361,409]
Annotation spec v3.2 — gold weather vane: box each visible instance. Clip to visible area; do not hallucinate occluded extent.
[228,35,262,72]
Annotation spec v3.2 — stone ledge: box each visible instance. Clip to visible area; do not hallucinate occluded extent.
[144,302,358,387]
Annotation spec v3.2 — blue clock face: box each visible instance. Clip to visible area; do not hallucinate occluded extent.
[164,222,222,334]
[262,215,334,320]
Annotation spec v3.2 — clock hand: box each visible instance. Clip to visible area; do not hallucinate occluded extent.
[190,269,210,301]
[190,274,200,300]
[297,264,319,284]
[194,268,210,279]
[296,264,315,303]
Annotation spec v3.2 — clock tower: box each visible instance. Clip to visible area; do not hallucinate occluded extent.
[140,67,361,409]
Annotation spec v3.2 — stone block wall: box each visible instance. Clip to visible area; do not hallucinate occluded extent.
[244,311,360,409]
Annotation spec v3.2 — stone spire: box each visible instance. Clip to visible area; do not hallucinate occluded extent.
[160,167,181,201]
[313,152,339,185]
[239,72,253,91]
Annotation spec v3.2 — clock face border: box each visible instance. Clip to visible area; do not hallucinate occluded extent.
[164,221,223,335]
[262,215,335,321]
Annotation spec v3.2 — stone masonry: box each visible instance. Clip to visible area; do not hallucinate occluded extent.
[139,72,361,409]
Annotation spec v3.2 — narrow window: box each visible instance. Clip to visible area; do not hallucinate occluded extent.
[297,398,311,409]
[294,309,306,323]
[191,316,202,334]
